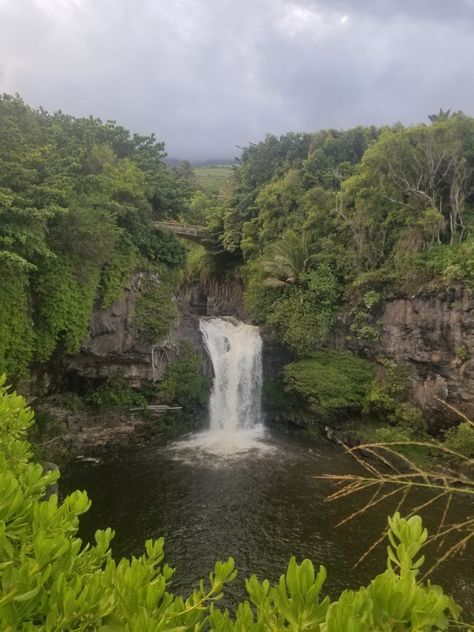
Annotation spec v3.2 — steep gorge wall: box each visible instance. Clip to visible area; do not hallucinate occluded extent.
[59,271,472,423]
[263,285,474,427]
[377,287,474,421]
[61,275,244,387]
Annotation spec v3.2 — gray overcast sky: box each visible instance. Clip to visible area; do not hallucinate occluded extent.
[0,0,473,161]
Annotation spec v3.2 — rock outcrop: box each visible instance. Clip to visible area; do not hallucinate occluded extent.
[57,268,473,426]
[64,273,156,386]
[378,286,474,422]
[62,275,244,388]
[264,286,474,428]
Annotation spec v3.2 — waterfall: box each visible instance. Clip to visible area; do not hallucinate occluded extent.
[200,317,262,432]
[170,316,269,458]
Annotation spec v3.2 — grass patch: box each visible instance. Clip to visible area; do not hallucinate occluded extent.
[194,165,233,196]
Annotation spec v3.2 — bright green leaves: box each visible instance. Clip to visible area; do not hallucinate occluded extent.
[210,526,460,632]
[269,558,329,629]
[323,514,459,631]
[324,589,372,632]
[0,379,237,630]
[209,559,329,632]
[0,379,462,630]
[387,513,428,577]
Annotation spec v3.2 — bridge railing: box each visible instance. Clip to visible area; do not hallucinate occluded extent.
[154,221,207,242]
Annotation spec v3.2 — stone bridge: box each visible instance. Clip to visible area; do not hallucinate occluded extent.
[154,221,207,244]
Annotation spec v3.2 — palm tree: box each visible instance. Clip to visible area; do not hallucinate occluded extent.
[261,229,313,286]
[428,108,452,122]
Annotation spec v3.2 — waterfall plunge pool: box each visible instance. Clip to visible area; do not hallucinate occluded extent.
[60,317,474,617]
[60,430,474,616]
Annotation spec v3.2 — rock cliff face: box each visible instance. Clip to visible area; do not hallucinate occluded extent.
[264,285,474,428]
[377,286,474,421]
[62,271,472,423]
[64,274,154,386]
[62,275,244,387]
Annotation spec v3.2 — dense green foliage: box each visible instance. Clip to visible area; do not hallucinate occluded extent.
[0,95,190,378]
[444,421,474,458]
[0,265,33,376]
[284,351,375,418]
[134,269,181,345]
[87,377,148,411]
[157,341,209,409]
[4,97,474,386]
[203,115,474,357]
[0,378,462,630]
[363,362,427,434]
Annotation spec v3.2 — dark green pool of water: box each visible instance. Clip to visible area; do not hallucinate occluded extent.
[60,429,474,618]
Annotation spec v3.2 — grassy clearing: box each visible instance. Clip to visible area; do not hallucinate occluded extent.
[194,165,233,195]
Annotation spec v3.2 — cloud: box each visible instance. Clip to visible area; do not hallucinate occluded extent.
[0,0,473,160]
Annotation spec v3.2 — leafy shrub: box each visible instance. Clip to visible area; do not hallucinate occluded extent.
[0,263,33,377]
[157,341,209,409]
[284,351,375,417]
[363,289,381,309]
[267,289,338,355]
[444,421,474,458]
[421,239,474,290]
[88,377,148,410]
[456,345,470,361]
[134,271,179,344]
[129,222,186,268]
[349,309,381,342]
[364,363,427,436]
[99,236,139,308]
[247,264,341,356]
[0,375,461,631]
[243,260,283,323]
[391,402,427,435]
[364,382,397,417]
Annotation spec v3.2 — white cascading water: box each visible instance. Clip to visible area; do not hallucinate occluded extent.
[171,317,270,457]
[200,317,262,431]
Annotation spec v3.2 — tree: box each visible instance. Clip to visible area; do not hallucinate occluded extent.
[428,108,452,122]
[261,229,313,285]
[0,94,189,377]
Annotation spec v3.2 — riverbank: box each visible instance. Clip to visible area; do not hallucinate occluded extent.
[31,393,205,467]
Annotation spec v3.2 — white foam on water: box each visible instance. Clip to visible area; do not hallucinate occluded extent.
[170,317,274,460]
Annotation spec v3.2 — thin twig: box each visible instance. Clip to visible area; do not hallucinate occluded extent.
[433,396,474,430]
